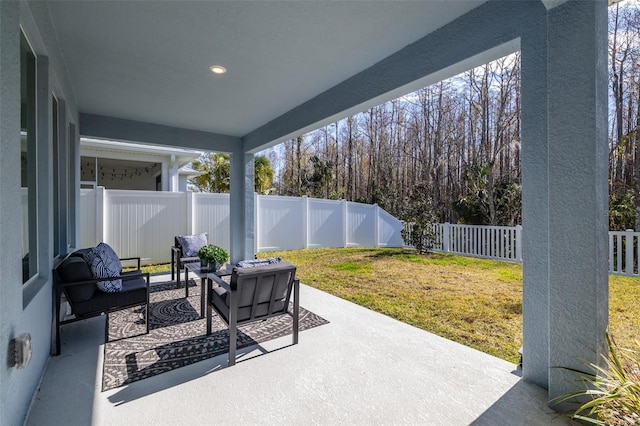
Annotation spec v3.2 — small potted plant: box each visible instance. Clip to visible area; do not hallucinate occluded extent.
[198,245,229,271]
[198,246,210,268]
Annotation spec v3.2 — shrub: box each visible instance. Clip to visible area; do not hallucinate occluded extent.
[552,333,640,425]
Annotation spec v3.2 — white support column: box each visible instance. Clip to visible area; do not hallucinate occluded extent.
[160,160,169,192]
[230,150,255,263]
[520,1,550,389]
[169,154,179,192]
[547,0,608,404]
[522,0,608,402]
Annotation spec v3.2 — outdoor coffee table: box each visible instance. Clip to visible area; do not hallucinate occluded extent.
[184,262,233,318]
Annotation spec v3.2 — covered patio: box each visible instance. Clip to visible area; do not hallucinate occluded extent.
[1,1,608,424]
[27,274,568,425]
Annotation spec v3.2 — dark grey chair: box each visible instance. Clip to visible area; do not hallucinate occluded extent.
[53,249,150,355]
[171,234,205,288]
[206,262,299,366]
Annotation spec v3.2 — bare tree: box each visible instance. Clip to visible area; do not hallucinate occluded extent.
[268,51,525,226]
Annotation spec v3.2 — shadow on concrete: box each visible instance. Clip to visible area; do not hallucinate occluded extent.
[105,342,287,406]
[470,379,575,425]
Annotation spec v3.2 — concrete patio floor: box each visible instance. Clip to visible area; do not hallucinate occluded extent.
[26,274,572,425]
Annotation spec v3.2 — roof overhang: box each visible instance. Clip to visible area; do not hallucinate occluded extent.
[80,138,201,168]
[46,0,609,153]
[46,0,499,151]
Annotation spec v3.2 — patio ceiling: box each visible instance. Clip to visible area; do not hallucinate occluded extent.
[46,1,490,147]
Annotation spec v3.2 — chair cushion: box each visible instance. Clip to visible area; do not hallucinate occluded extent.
[209,286,287,323]
[70,247,94,263]
[121,270,143,279]
[210,285,230,320]
[233,262,294,305]
[177,233,208,257]
[210,262,295,323]
[236,257,281,268]
[73,275,147,316]
[90,243,123,293]
[233,261,294,277]
[57,256,95,302]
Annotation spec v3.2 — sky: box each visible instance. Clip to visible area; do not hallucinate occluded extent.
[254,0,640,176]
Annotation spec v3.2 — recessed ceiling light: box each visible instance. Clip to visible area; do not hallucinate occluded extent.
[209,65,227,75]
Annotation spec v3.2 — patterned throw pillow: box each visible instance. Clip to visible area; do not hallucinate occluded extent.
[236,257,282,268]
[177,233,208,257]
[90,242,123,293]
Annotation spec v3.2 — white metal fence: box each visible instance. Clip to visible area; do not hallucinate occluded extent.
[80,189,405,264]
[404,222,640,277]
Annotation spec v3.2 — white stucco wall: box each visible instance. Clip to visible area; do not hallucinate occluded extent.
[0,2,80,425]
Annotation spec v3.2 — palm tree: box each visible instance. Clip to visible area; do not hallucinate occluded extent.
[190,153,273,194]
[254,155,274,194]
[191,153,230,193]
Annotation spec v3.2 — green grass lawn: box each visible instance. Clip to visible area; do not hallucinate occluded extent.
[140,248,640,364]
[260,248,640,364]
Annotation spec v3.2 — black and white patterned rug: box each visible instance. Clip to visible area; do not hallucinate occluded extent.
[102,281,329,391]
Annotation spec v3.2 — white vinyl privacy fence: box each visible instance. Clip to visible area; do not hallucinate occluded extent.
[80,189,405,264]
[404,222,640,277]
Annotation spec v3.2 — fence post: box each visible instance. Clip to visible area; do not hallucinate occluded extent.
[96,186,105,244]
[302,196,309,249]
[625,229,634,275]
[342,200,348,248]
[374,204,380,247]
[516,225,523,262]
[443,222,450,253]
[608,231,614,274]
[186,191,194,234]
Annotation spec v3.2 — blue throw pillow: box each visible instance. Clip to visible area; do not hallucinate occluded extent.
[90,243,122,293]
[178,233,208,257]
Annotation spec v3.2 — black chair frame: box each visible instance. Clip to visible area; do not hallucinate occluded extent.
[171,244,200,289]
[206,267,299,366]
[53,254,150,355]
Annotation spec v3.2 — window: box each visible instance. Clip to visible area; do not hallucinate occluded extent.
[53,95,60,257]
[21,31,37,283]
[68,123,77,247]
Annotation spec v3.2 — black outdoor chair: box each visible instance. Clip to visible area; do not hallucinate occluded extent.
[206,262,299,366]
[53,248,150,355]
[171,233,207,288]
